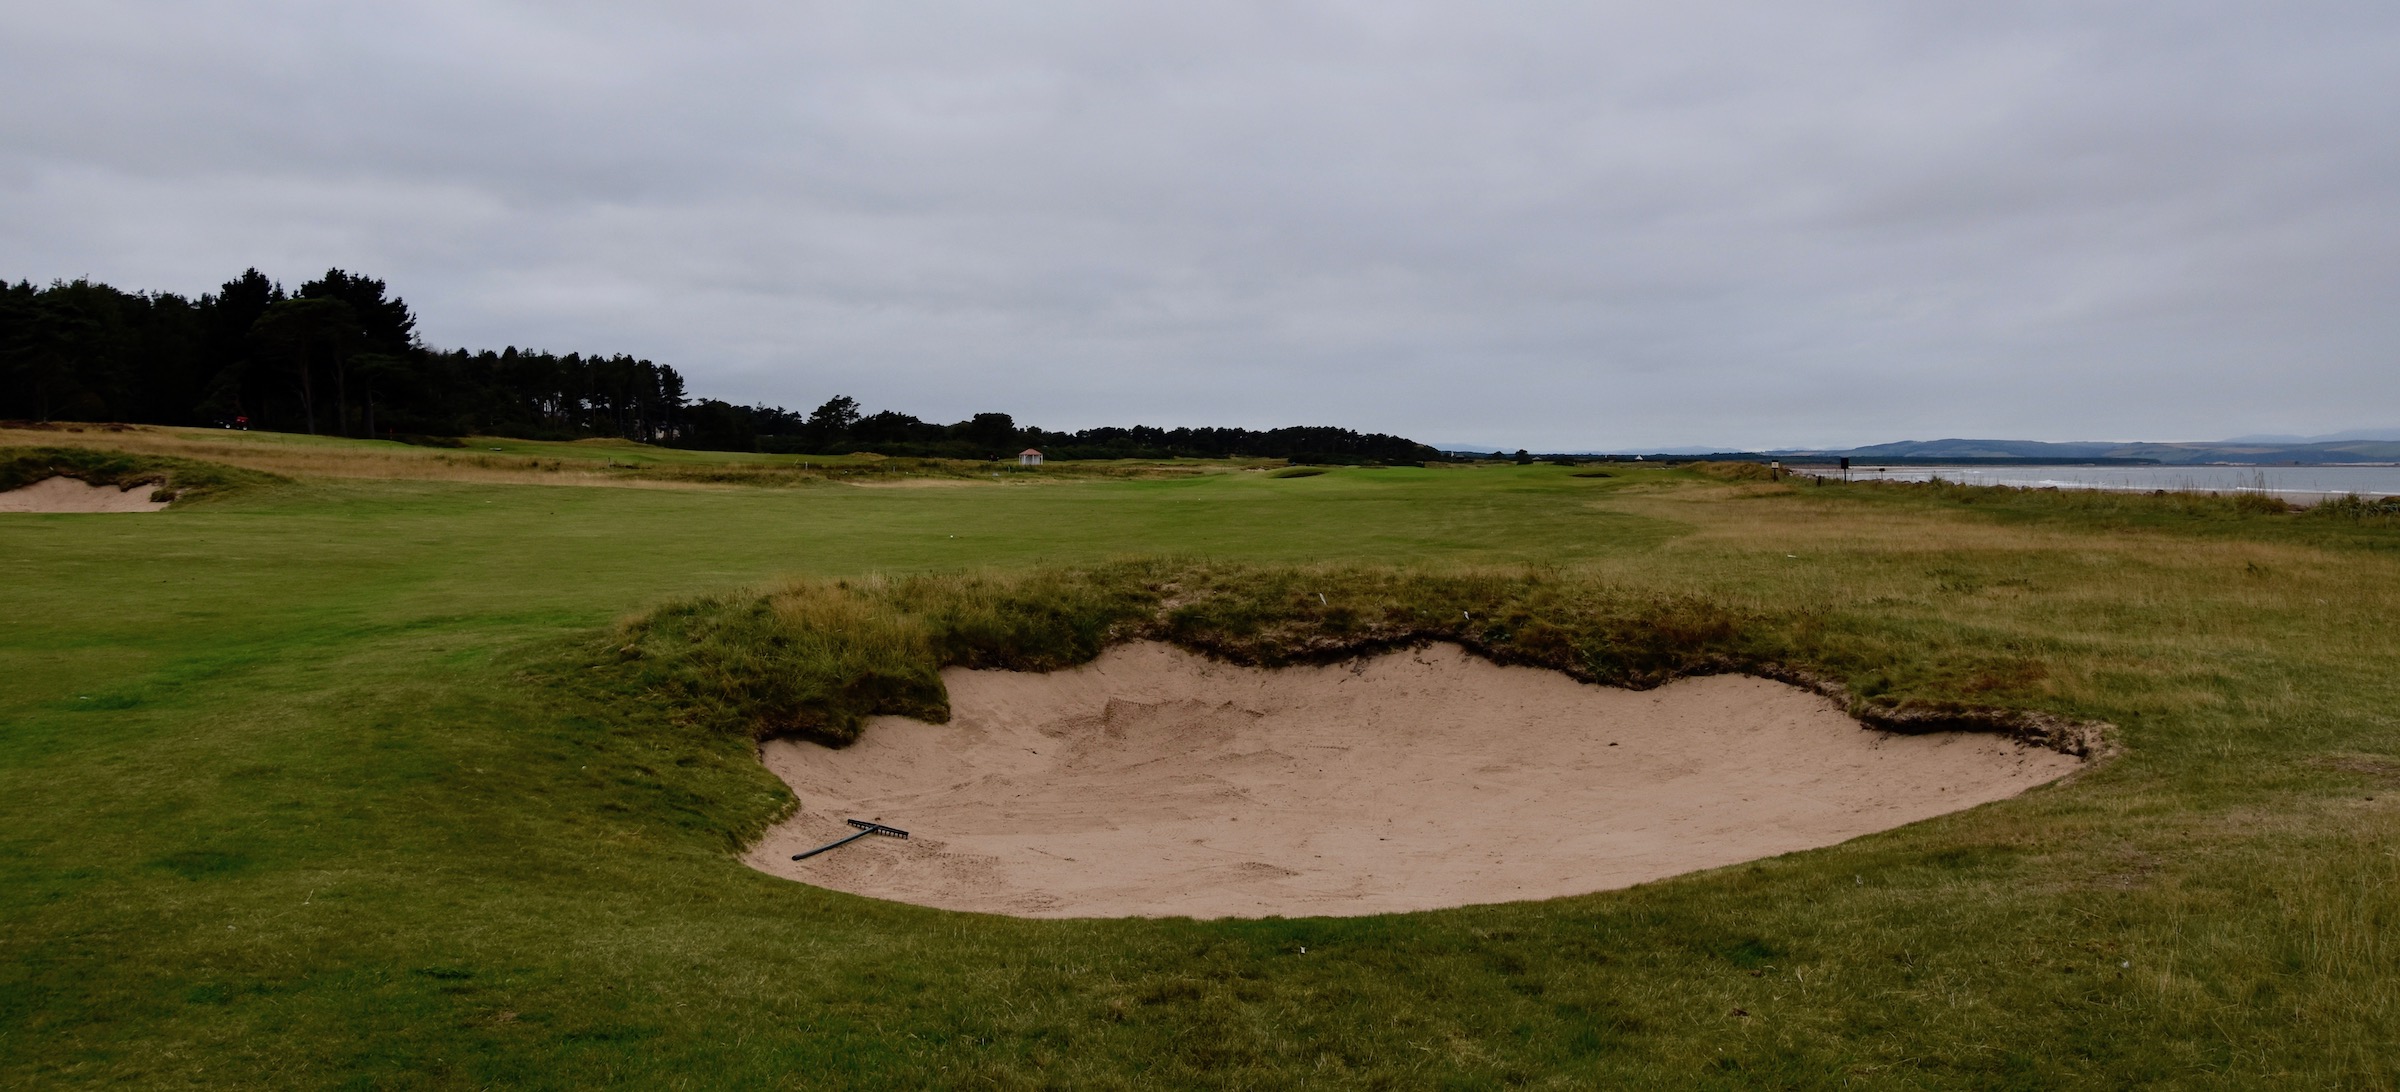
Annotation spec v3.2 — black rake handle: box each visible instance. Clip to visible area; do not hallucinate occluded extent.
[791,819,910,861]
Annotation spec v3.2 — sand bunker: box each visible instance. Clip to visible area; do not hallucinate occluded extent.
[749,642,2079,918]
[0,476,169,513]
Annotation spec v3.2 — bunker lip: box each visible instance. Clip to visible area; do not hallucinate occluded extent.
[746,641,2085,919]
[0,475,172,512]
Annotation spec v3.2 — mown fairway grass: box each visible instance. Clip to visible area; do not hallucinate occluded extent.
[3,439,2397,1088]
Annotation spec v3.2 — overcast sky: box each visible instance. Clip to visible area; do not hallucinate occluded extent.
[4,2,2395,449]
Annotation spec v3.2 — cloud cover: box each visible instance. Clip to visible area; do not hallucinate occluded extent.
[4,1,2395,449]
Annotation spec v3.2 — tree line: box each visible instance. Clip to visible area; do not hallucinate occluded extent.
[0,269,1442,463]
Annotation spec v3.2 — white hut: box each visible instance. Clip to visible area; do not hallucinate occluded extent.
[1018,448,1044,466]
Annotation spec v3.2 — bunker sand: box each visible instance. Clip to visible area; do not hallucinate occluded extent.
[750,643,2080,918]
[0,476,169,513]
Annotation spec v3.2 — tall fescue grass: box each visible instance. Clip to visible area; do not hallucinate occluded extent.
[2309,493,2400,524]
[610,559,2100,752]
[2,426,636,487]
[1688,459,1781,482]
[1825,474,2336,519]
[613,570,1155,742]
[0,424,1261,489]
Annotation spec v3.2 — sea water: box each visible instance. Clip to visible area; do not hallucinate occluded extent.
[1815,464,2400,500]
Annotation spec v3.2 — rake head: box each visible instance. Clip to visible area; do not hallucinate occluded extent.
[845,819,910,839]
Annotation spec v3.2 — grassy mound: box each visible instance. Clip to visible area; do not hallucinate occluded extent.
[1689,460,1779,481]
[1888,478,2299,517]
[612,568,1155,743]
[2309,493,2400,524]
[0,446,283,504]
[610,561,2103,753]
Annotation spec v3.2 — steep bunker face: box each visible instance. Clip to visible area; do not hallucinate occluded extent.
[748,642,2080,918]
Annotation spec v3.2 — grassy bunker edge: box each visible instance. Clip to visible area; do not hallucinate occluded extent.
[0,446,286,505]
[604,560,2114,769]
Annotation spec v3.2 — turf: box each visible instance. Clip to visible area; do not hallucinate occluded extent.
[3,437,2397,1087]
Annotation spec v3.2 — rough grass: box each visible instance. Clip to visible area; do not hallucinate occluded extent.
[1689,459,1780,482]
[2308,493,2400,524]
[613,569,1156,743]
[612,560,2107,755]
[0,424,1269,489]
[0,446,283,504]
[1880,477,2299,517]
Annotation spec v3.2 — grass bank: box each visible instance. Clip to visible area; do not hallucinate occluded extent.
[613,561,2102,754]
[0,423,1277,489]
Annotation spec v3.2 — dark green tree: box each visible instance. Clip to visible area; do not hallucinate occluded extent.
[0,285,106,421]
[249,298,360,435]
[0,267,1447,461]
[801,395,861,450]
[959,412,1019,456]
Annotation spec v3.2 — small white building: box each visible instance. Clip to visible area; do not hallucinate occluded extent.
[1018,448,1044,466]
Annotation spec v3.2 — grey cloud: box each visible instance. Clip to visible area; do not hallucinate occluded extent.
[4,1,2395,448]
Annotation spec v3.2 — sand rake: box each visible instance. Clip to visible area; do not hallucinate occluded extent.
[791,819,911,861]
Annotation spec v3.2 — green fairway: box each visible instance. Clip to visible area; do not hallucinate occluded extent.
[4,446,2398,1087]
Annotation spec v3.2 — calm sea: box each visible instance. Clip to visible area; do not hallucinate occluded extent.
[1809,464,2400,500]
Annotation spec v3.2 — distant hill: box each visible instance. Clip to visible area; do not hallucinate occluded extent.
[1770,437,2400,465]
[2222,428,2400,444]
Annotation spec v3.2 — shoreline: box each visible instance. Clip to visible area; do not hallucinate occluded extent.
[1795,465,2400,503]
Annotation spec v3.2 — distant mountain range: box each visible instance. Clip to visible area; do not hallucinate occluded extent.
[1773,437,2400,465]
[1444,432,2400,464]
[2220,428,2400,444]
